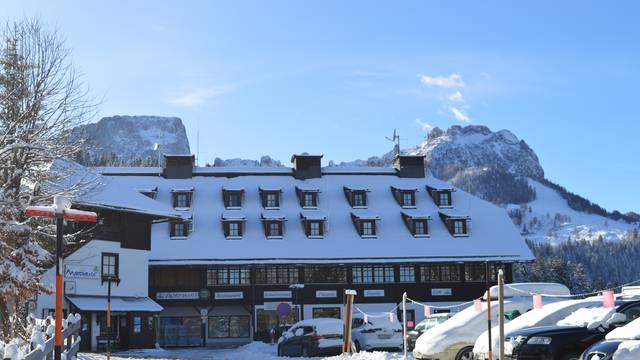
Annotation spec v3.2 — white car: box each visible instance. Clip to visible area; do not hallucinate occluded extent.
[413,282,571,360]
[473,298,602,360]
[351,312,403,352]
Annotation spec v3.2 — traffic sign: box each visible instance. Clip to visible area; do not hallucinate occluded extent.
[276,302,292,318]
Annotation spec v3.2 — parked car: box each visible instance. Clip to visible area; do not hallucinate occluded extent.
[473,298,602,359]
[277,318,345,357]
[413,283,571,360]
[351,312,403,352]
[502,299,640,360]
[408,313,454,350]
[579,317,640,360]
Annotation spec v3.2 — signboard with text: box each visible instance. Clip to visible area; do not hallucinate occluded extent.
[156,292,199,300]
[64,265,100,280]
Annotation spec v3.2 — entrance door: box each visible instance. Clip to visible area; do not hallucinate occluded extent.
[119,315,130,350]
[79,312,92,352]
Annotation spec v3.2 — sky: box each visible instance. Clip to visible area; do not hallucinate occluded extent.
[4,1,640,213]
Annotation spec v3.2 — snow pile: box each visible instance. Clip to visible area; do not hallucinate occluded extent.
[474,299,601,355]
[607,318,640,340]
[613,341,640,360]
[354,313,402,331]
[557,307,624,329]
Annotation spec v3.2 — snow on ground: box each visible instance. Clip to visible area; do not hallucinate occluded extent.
[77,342,410,360]
[613,340,640,360]
[507,180,635,244]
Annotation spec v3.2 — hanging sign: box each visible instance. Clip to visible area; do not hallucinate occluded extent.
[533,294,543,309]
[431,288,452,296]
[214,292,244,300]
[156,292,199,300]
[264,291,292,299]
[364,289,385,297]
[316,290,337,298]
[603,290,615,308]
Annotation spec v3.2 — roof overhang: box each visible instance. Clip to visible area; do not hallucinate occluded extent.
[67,296,163,312]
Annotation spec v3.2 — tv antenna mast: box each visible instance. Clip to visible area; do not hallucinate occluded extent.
[385,128,400,156]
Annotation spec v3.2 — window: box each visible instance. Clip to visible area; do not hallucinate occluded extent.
[133,317,142,333]
[360,220,375,236]
[353,192,366,207]
[171,220,191,238]
[101,253,119,280]
[312,307,341,319]
[207,267,250,286]
[267,222,282,237]
[439,192,450,206]
[402,192,415,207]
[304,266,347,284]
[255,266,299,285]
[414,220,427,235]
[226,193,242,208]
[260,189,281,208]
[208,315,250,338]
[352,265,394,284]
[399,265,415,283]
[140,190,157,199]
[266,193,278,207]
[303,193,316,207]
[223,221,243,238]
[172,192,192,208]
[453,220,466,235]
[464,264,504,282]
[420,264,460,282]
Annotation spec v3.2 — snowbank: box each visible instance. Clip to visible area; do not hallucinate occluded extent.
[293,318,345,335]
[607,318,640,340]
[613,341,640,360]
[557,307,624,329]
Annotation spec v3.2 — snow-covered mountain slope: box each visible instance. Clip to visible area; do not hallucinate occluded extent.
[71,115,190,166]
[508,180,635,244]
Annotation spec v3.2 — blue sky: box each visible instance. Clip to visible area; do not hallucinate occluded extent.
[5,1,640,213]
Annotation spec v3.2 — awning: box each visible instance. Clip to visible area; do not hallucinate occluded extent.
[67,296,163,312]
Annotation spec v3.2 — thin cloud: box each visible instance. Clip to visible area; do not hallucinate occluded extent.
[415,118,433,132]
[168,86,233,107]
[449,107,471,122]
[448,91,464,102]
[418,73,465,88]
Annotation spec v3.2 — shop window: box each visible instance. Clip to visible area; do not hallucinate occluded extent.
[159,317,201,347]
[352,265,394,284]
[133,317,141,333]
[303,266,347,284]
[255,266,299,285]
[207,267,250,286]
[464,263,504,282]
[256,309,299,339]
[312,307,341,319]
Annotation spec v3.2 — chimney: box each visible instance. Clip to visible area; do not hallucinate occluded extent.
[395,155,426,178]
[163,154,195,179]
[291,154,323,179]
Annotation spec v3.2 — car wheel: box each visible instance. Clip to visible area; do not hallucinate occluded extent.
[301,346,309,357]
[455,346,474,360]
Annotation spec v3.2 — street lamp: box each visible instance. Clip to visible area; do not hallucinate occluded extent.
[102,275,119,360]
[288,284,305,321]
[25,196,97,360]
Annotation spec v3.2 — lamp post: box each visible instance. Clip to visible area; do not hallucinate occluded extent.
[289,284,305,320]
[25,196,97,360]
[102,275,119,360]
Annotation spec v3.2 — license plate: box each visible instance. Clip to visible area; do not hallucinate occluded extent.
[378,334,392,339]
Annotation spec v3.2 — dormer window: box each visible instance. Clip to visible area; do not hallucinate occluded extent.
[222,187,244,209]
[344,186,369,208]
[427,185,454,208]
[300,211,327,238]
[170,217,193,239]
[296,186,320,208]
[391,186,418,208]
[259,188,282,209]
[261,213,286,239]
[222,212,246,239]
[138,187,158,199]
[351,211,379,238]
[439,210,470,237]
[171,187,194,209]
[401,211,431,237]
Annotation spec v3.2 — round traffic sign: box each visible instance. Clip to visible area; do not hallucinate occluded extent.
[276,302,292,318]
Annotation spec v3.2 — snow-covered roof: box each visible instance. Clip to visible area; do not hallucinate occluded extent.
[171,187,194,192]
[391,185,419,192]
[261,211,287,220]
[259,187,283,192]
[295,185,321,192]
[344,185,370,192]
[222,212,247,221]
[351,210,380,220]
[222,186,245,192]
[557,307,625,329]
[401,210,431,220]
[92,170,532,264]
[300,210,327,220]
[439,209,471,219]
[67,296,162,312]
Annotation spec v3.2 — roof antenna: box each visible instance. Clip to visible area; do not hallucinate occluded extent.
[385,128,400,156]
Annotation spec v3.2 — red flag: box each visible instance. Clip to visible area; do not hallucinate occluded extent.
[533,294,543,309]
[389,312,394,322]
[423,305,431,317]
[603,290,615,308]
[364,314,368,323]
[474,299,482,312]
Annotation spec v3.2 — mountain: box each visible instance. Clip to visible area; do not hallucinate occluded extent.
[71,115,190,166]
[333,125,639,244]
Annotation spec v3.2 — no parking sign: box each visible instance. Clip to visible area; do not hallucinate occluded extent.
[276,302,292,318]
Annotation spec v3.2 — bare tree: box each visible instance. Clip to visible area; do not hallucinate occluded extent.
[0,18,96,340]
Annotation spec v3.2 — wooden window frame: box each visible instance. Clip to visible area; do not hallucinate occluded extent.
[172,192,192,209]
[101,252,119,281]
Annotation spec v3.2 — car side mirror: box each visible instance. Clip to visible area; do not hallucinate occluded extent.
[295,328,304,336]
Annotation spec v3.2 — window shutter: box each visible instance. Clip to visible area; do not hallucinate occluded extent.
[371,221,376,235]
[238,222,243,236]
[186,193,192,207]
[319,221,324,236]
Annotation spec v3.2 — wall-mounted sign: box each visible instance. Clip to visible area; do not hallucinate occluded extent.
[316,290,337,298]
[64,265,100,280]
[431,288,452,296]
[264,291,292,299]
[64,281,77,295]
[364,289,385,297]
[214,291,244,300]
[156,292,199,300]
[277,302,292,318]
[199,289,211,300]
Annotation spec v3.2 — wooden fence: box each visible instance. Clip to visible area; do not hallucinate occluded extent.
[22,321,81,360]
